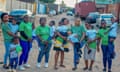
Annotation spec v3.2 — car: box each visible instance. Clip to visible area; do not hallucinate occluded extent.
[9,9,33,24]
[97,13,115,27]
[86,12,100,24]
[49,10,56,16]
[66,11,74,16]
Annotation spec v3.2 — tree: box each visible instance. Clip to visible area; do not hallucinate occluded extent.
[40,0,56,3]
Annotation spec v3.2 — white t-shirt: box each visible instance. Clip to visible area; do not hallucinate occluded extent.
[86,29,97,40]
[50,26,56,37]
[57,25,68,33]
[9,44,18,58]
[109,22,117,37]
[68,34,79,43]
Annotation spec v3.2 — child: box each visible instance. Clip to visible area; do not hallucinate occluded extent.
[9,18,19,35]
[9,37,22,72]
[56,18,69,51]
[70,18,86,70]
[83,22,99,71]
[53,18,69,70]
[108,17,117,59]
[49,20,56,40]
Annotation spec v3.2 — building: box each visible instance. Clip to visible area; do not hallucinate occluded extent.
[0,0,6,11]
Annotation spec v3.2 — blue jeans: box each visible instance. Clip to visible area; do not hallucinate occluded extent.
[101,45,112,70]
[73,42,82,68]
[37,42,52,63]
[19,40,31,65]
[30,36,40,48]
[4,41,11,64]
[108,36,116,57]
[10,57,18,69]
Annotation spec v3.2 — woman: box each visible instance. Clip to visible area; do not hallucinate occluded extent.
[71,18,85,70]
[53,18,69,70]
[36,17,52,68]
[19,15,33,71]
[1,13,17,69]
[97,20,113,72]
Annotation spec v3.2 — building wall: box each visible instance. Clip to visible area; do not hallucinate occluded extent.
[0,0,6,11]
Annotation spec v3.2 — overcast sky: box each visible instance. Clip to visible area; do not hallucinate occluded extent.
[55,0,81,8]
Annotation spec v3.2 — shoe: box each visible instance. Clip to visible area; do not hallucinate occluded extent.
[7,69,12,72]
[24,64,31,68]
[3,64,9,69]
[108,70,112,72]
[72,67,77,71]
[13,69,16,72]
[103,68,106,72]
[88,67,92,71]
[83,67,88,71]
[36,63,41,68]
[18,65,25,71]
[44,63,48,68]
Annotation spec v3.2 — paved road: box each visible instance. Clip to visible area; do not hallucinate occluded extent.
[0,13,120,72]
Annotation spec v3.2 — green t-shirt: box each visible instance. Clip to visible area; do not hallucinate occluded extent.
[35,25,50,41]
[71,25,86,40]
[97,28,109,45]
[88,42,97,49]
[19,22,32,41]
[2,22,13,42]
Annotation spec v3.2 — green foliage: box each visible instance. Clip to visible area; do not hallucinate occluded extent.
[40,0,56,3]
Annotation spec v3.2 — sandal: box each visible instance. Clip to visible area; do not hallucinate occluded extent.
[60,65,66,68]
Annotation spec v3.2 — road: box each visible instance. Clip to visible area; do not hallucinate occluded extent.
[0,13,120,72]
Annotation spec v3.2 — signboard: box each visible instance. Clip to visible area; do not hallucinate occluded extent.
[95,0,114,4]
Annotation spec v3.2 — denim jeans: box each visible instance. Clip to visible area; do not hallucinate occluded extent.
[19,40,31,65]
[73,42,82,68]
[10,57,18,69]
[37,42,52,63]
[101,45,112,70]
[4,41,11,64]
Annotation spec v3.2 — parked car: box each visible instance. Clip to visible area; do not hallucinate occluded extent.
[9,9,33,24]
[49,10,56,16]
[86,12,99,24]
[66,11,74,16]
[97,13,115,27]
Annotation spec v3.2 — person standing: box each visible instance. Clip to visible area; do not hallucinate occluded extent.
[97,20,113,72]
[71,18,85,70]
[36,17,52,68]
[18,15,33,71]
[53,18,69,70]
[9,37,22,72]
[83,22,99,71]
[1,13,17,69]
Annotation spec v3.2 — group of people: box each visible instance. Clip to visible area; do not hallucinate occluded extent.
[0,12,118,72]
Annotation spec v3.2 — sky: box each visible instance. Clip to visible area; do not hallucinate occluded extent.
[55,0,81,8]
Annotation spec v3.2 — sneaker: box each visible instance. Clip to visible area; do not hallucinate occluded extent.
[18,65,25,71]
[24,64,31,68]
[3,64,9,69]
[108,70,112,72]
[36,63,41,68]
[83,67,88,71]
[103,68,106,72]
[88,67,92,71]
[7,69,12,72]
[72,67,77,71]
[44,63,48,68]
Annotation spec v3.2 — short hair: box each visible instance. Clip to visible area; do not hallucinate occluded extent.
[39,17,46,23]
[1,13,8,21]
[50,20,55,25]
[61,18,68,24]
